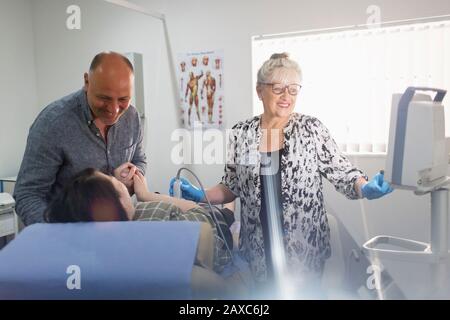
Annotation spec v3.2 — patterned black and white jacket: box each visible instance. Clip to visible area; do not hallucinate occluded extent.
[221,112,367,283]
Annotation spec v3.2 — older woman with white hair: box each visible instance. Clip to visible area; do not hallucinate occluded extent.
[170,53,392,295]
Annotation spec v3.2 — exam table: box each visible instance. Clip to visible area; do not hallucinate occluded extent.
[0,221,203,299]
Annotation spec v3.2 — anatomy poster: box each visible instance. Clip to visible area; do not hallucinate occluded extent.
[177,50,224,129]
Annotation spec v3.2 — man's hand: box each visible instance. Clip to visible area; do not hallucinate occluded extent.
[114,162,137,193]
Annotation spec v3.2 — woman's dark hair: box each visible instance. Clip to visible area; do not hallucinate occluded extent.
[45,168,129,223]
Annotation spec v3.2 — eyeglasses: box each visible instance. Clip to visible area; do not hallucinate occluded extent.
[259,83,302,96]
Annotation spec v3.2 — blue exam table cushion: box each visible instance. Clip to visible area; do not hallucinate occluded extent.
[0,221,201,299]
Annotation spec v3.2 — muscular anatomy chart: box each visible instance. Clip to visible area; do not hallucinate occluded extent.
[177,50,224,129]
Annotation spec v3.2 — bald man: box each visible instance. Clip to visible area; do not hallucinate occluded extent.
[14,52,147,226]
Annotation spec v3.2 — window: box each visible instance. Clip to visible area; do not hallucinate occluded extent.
[252,20,450,153]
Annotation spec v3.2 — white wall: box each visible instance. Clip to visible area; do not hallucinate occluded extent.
[30,0,178,193]
[0,0,38,178]
[2,0,450,297]
[132,0,450,297]
[132,0,450,184]
[130,0,450,227]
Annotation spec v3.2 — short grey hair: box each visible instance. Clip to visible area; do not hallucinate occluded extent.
[257,52,302,84]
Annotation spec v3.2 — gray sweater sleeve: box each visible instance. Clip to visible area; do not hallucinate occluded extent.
[13,116,63,225]
[131,116,147,175]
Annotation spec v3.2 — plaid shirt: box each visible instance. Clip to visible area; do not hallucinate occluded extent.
[133,201,232,272]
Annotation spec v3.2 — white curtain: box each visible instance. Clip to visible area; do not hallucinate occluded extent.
[252,20,450,153]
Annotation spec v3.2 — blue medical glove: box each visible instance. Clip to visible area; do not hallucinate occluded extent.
[362,172,393,200]
[169,177,205,202]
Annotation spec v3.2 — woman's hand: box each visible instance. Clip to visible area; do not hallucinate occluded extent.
[361,171,393,200]
[169,177,205,202]
[114,162,137,193]
[133,171,149,202]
